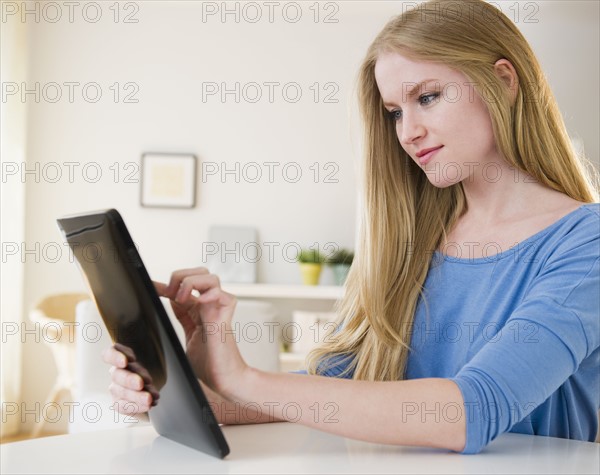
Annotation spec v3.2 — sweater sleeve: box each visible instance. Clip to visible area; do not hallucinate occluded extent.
[451,219,600,454]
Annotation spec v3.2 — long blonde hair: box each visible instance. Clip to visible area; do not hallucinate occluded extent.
[307,0,599,381]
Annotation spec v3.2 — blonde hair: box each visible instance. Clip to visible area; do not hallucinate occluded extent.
[307,0,599,381]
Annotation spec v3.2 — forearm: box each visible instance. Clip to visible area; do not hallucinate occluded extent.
[199,379,282,425]
[230,370,466,452]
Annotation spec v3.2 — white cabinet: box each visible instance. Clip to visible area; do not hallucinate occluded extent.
[222,284,343,371]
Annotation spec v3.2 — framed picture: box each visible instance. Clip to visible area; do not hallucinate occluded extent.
[140,153,197,208]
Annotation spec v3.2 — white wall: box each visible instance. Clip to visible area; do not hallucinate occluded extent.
[2,1,597,433]
[0,5,28,437]
[522,1,599,163]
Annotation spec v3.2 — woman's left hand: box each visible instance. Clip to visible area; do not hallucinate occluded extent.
[156,267,248,400]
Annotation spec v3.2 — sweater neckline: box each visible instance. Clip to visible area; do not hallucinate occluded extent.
[432,204,595,265]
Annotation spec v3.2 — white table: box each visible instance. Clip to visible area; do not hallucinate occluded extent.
[2,422,598,474]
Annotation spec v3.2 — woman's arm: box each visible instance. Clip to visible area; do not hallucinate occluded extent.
[104,344,464,449]
[231,369,466,451]
[104,344,463,448]
[199,378,283,425]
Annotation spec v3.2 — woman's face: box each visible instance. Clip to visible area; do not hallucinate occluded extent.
[374,52,500,188]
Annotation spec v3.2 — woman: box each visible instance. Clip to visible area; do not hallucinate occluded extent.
[104,0,599,454]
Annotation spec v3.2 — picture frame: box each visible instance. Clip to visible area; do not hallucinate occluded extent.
[140,153,197,209]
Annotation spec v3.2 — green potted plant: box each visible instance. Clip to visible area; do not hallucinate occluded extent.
[327,248,354,285]
[297,248,325,285]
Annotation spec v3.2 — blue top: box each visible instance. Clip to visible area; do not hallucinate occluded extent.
[302,203,600,454]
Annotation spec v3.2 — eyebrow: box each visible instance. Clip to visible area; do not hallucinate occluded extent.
[382,79,439,108]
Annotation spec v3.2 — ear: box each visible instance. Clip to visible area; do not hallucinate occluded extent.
[494,59,519,105]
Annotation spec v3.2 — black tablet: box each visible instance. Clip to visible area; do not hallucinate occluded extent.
[57,209,230,459]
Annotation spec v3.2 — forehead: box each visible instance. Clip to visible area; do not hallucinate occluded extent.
[374,52,465,101]
[374,52,445,78]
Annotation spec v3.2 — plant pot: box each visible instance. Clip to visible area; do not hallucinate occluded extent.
[332,263,351,286]
[299,263,322,285]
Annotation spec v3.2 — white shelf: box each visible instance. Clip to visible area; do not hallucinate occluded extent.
[222,283,344,300]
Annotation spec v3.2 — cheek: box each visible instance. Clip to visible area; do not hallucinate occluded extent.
[459,99,497,150]
[476,111,497,151]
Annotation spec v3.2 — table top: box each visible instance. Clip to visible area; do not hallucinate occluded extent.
[2,422,598,474]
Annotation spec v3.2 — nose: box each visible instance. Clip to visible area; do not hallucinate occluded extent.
[398,112,426,146]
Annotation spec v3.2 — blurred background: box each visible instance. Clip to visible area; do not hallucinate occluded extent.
[1,0,598,442]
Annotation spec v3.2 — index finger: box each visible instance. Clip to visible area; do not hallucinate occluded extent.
[153,281,169,298]
[166,267,210,297]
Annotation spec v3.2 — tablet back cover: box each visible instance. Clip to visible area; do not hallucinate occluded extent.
[57,209,230,458]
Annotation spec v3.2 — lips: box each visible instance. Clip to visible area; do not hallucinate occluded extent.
[415,146,443,166]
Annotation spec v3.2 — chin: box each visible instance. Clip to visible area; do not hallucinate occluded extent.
[424,175,460,189]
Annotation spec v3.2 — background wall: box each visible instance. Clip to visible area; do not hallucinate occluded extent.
[1,2,28,437]
[1,0,598,433]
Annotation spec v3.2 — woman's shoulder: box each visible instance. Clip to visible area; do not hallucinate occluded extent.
[576,202,600,217]
[527,195,598,241]
[555,201,599,234]
[538,201,599,261]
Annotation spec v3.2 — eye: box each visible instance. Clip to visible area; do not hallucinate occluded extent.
[419,92,440,105]
[387,109,403,122]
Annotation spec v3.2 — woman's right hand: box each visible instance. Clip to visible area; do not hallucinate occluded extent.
[102,343,158,415]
